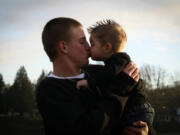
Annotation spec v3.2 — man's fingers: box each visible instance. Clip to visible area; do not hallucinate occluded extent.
[123,126,142,135]
[134,74,140,82]
[133,121,147,127]
[123,121,149,135]
[124,62,136,75]
[123,127,136,135]
[124,61,140,81]
[123,127,132,135]
[133,121,149,135]
[131,68,139,82]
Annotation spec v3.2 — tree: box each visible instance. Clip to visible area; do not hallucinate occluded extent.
[0,74,6,113]
[0,74,5,94]
[36,69,50,86]
[140,64,167,89]
[169,71,180,87]
[7,66,35,115]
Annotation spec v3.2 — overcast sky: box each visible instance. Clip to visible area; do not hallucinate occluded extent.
[0,0,180,84]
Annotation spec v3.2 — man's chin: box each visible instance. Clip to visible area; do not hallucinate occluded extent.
[86,60,89,66]
[81,60,89,67]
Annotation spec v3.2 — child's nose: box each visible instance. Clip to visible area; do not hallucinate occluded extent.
[84,42,90,51]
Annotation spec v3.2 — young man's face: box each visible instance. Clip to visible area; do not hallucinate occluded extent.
[67,26,90,67]
[89,34,107,61]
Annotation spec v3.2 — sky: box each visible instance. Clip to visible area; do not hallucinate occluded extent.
[0,0,180,84]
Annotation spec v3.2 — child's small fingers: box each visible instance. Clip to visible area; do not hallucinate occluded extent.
[76,85,80,90]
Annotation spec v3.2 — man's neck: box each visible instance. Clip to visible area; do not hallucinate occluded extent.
[52,59,82,77]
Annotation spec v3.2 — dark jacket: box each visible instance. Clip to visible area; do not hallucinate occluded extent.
[36,64,155,135]
[87,52,134,96]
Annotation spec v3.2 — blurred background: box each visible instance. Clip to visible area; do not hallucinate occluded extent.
[0,0,180,134]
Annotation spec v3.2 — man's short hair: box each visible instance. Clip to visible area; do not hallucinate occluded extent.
[88,19,127,52]
[42,17,82,62]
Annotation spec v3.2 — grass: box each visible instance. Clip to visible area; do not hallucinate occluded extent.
[0,117,44,135]
[154,122,180,134]
[1,117,180,135]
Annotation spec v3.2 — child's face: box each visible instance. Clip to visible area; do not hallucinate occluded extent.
[89,34,107,61]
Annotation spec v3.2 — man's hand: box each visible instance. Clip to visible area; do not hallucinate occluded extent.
[76,79,88,90]
[123,61,139,82]
[123,121,149,135]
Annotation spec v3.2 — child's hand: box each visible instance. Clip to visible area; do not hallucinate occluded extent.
[76,80,88,90]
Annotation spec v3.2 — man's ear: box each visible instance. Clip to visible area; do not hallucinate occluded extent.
[58,41,68,53]
[105,42,112,53]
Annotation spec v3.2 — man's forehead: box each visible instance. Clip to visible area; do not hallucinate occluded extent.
[70,26,85,39]
[70,26,84,34]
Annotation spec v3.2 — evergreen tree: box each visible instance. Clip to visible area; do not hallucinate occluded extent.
[36,70,47,86]
[0,74,5,94]
[8,66,35,115]
[0,74,5,113]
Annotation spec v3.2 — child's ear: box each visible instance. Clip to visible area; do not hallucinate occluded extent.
[105,42,112,52]
[58,41,69,53]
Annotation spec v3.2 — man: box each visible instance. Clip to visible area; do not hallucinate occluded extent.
[36,17,149,135]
